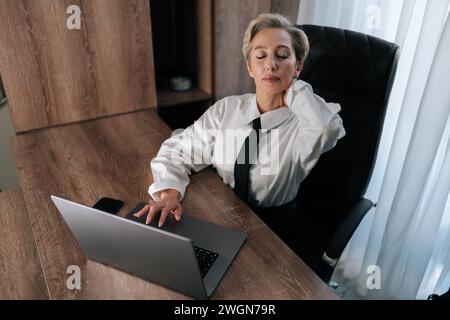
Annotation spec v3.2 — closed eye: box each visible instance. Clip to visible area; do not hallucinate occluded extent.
[256,54,289,59]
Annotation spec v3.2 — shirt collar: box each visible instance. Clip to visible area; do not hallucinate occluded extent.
[241,95,261,124]
[243,95,293,130]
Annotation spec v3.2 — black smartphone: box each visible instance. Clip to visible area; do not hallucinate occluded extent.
[92,197,124,214]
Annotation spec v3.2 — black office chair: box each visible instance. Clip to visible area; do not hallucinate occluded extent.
[288,25,400,283]
[0,76,6,106]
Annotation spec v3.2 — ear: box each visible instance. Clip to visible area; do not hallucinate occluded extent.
[295,61,303,79]
[247,60,255,79]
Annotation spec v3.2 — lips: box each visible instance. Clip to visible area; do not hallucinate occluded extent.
[263,75,280,81]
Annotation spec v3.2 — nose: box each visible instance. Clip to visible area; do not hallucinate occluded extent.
[266,55,278,71]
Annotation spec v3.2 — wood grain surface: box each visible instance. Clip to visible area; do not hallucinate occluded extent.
[157,87,211,108]
[12,109,337,299]
[0,189,49,299]
[0,0,157,133]
[196,0,213,96]
[271,0,301,23]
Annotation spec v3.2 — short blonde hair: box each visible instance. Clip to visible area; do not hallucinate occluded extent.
[242,13,309,63]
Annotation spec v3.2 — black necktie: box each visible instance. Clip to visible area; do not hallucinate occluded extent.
[234,118,261,202]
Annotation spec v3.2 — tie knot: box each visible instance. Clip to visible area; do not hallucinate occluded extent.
[252,117,261,131]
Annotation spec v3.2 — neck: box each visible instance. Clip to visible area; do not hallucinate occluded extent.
[255,89,285,114]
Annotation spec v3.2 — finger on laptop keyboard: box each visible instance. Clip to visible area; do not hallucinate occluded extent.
[146,202,164,225]
[158,206,172,227]
[134,204,150,217]
[171,205,182,221]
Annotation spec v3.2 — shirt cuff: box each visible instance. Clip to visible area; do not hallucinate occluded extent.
[148,181,185,202]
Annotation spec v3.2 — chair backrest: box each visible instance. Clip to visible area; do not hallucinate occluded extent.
[296,25,399,228]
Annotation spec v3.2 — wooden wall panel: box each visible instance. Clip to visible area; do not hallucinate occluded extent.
[271,0,301,24]
[0,0,156,133]
[196,0,213,96]
[214,0,300,100]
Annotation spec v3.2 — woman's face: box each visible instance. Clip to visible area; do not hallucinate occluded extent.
[247,28,302,95]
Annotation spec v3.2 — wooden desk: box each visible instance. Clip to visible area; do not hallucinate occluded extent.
[0,189,49,299]
[11,109,337,299]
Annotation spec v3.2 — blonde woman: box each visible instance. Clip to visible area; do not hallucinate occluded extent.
[136,14,345,249]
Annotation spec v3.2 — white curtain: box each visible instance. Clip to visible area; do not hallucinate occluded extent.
[298,0,405,43]
[297,0,450,299]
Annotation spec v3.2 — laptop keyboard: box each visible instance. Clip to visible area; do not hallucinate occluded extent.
[125,204,219,278]
[193,246,219,278]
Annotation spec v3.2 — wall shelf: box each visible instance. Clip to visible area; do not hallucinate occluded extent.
[157,87,211,108]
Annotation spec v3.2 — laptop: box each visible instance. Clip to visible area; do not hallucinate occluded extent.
[50,195,247,299]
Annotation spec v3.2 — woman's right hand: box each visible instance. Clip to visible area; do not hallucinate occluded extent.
[134,189,182,227]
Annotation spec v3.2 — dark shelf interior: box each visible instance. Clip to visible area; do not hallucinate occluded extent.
[150,0,198,91]
[150,0,212,129]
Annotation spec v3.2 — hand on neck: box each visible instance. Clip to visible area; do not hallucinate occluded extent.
[256,89,287,114]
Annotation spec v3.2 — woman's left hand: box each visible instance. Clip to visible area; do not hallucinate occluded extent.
[283,77,299,106]
[282,88,289,107]
[281,81,294,107]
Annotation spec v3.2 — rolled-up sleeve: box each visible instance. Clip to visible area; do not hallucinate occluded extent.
[286,80,346,178]
[148,100,224,201]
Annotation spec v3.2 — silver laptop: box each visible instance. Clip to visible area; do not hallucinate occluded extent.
[50,195,247,299]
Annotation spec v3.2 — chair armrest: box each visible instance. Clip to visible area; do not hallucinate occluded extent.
[316,198,373,283]
[326,197,374,259]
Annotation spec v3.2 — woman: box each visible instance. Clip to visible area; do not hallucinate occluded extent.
[136,14,345,231]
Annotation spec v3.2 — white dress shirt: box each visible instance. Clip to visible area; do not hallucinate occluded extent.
[148,80,346,207]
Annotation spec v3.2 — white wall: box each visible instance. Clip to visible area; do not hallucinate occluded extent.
[0,102,20,191]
